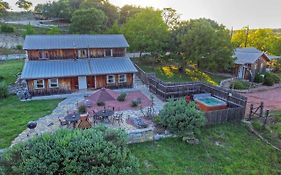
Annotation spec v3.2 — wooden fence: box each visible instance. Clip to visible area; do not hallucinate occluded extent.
[135,64,247,124]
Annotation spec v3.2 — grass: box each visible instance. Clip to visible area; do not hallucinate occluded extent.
[0,60,61,148]
[0,96,61,148]
[133,58,228,85]
[130,123,281,175]
[0,60,24,84]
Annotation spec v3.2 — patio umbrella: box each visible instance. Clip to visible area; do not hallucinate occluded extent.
[87,88,118,102]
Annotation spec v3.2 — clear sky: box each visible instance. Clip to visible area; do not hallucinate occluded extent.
[8,0,281,29]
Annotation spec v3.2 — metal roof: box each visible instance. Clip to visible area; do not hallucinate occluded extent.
[90,57,138,75]
[21,59,92,79]
[234,47,270,64]
[21,57,137,79]
[23,34,129,50]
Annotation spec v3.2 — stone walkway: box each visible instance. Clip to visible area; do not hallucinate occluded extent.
[12,77,165,146]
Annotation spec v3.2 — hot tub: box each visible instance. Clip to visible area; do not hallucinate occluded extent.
[194,95,227,112]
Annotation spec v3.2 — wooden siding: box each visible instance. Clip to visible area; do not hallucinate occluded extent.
[95,73,133,89]
[87,76,95,88]
[27,48,126,60]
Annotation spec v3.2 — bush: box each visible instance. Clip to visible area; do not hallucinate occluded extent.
[254,73,264,83]
[0,82,8,99]
[231,80,251,90]
[16,45,23,50]
[97,101,105,106]
[0,126,140,175]
[117,92,127,102]
[0,24,14,33]
[78,104,86,114]
[159,99,206,137]
[131,100,139,107]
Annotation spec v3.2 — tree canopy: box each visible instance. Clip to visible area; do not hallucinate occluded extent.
[122,8,169,54]
[16,0,32,11]
[0,0,9,13]
[173,18,234,71]
[232,28,281,55]
[70,8,107,34]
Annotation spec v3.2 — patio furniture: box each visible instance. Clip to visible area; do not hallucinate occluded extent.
[64,113,80,128]
[76,114,92,129]
[95,109,114,123]
[58,116,68,126]
[111,113,123,126]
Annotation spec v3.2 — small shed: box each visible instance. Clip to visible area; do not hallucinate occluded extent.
[233,47,270,80]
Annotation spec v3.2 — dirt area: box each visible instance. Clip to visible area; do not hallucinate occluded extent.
[243,88,281,113]
[0,34,24,48]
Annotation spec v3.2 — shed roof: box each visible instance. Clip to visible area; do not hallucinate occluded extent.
[23,34,129,50]
[234,47,270,64]
[21,57,138,79]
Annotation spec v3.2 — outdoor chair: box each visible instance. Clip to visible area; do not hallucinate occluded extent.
[112,113,123,126]
[58,116,68,126]
[76,114,92,129]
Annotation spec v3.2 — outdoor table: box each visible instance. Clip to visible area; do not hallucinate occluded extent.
[96,109,114,122]
[64,113,80,128]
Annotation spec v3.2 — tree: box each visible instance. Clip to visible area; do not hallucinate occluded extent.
[159,99,205,143]
[174,18,234,71]
[162,8,180,30]
[0,0,9,13]
[16,0,33,11]
[105,20,122,34]
[23,24,35,37]
[0,126,140,175]
[122,8,169,55]
[70,8,107,34]
[119,5,144,24]
[47,27,62,35]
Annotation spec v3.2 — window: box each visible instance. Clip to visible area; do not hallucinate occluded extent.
[39,51,49,59]
[106,75,115,84]
[118,74,127,83]
[78,49,88,58]
[105,49,112,57]
[34,79,45,89]
[48,78,58,88]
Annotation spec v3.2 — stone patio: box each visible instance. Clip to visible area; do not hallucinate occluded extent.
[12,78,165,146]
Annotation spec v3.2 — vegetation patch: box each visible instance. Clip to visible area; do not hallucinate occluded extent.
[230,80,251,90]
[130,123,281,175]
[0,126,139,174]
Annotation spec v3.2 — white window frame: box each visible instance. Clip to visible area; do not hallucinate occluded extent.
[39,50,49,60]
[118,74,127,83]
[78,49,88,58]
[106,75,115,84]
[34,79,45,89]
[48,78,59,88]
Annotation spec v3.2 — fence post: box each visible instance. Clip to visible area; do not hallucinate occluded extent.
[259,102,264,118]
[249,104,253,120]
[263,110,269,128]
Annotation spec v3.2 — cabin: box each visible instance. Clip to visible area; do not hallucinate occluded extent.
[21,34,138,96]
[233,47,270,80]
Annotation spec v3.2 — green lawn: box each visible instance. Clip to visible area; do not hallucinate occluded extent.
[0,96,61,148]
[130,124,281,175]
[0,60,24,84]
[0,60,61,148]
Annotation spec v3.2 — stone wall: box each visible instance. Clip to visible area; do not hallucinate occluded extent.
[127,128,154,144]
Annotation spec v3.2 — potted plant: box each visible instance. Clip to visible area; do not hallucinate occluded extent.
[78,104,87,118]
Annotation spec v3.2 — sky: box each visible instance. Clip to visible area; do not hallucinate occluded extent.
[8,0,281,29]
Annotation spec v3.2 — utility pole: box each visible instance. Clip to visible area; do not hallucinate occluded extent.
[245,26,249,47]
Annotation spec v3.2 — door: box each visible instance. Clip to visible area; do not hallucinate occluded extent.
[238,66,244,79]
[78,76,87,90]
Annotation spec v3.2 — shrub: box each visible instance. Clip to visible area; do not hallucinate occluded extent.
[97,101,105,106]
[16,45,23,50]
[159,99,206,137]
[78,104,86,114]
[0,76,4,82]
[231,80,251,90]
[263,73,275,86]
[117,92,127,102]
[254,73,264,83]
[0,24,14,33]
[0,82,8,99]
[0,126,140,175]
[131,100,139,107]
